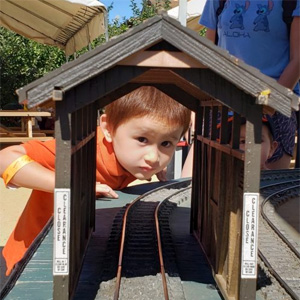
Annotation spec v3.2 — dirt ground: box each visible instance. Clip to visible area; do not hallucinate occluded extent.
[0,177,156,247]
[0,180,31,247]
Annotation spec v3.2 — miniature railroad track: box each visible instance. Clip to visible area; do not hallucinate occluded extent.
[3,168,299,300]
[260,169,300,186]
[97,180,191,300]
[98,172,300,300]
[258,170,300,300]
[97,180,191,299]
[114,197,167,299]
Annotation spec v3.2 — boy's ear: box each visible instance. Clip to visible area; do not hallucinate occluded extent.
[100,114,112,143]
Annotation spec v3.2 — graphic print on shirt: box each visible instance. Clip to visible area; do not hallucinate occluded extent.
[253,0,274,31]
[230,1,250,29]
[220,0,252,39]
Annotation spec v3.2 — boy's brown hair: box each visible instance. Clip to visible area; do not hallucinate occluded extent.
[105,86,191,136]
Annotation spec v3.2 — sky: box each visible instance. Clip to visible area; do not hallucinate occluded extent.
[100,0,143,21]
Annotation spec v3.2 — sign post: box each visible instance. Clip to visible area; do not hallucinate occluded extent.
[53,189,71,276]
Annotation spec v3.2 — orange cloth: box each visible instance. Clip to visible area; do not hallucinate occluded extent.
[3,127,135,275]
[96,127,136,189]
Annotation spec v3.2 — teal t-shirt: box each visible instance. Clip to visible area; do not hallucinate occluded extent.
[200,0,299,161]
[200,0,299,86]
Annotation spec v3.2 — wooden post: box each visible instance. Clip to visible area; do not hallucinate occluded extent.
[27,117,33,138]
[190,105,203,233]
[239,110,262,299]
[178,0,187,26]
[53,89,72,300]
[52,87,97,299]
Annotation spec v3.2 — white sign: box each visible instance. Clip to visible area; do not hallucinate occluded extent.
[53,189,70,275]
[241,193,259,278]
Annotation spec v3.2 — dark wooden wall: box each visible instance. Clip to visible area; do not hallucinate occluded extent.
[191,103,261,299]
[54,97,97,299]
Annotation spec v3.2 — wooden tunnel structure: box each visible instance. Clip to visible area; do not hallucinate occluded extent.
[18,13,298,300]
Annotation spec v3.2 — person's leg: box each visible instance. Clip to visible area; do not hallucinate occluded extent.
[295,110,299,168]
[267,112,297,169]
[181,143,194,178]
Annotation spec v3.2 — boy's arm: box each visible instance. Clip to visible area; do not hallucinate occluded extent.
[96,182,119,199]
[0,145,55,193]
[0,145,120,198]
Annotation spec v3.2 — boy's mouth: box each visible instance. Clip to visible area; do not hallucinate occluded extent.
[140,166,154,173]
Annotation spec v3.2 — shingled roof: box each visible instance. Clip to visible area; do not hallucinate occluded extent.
[18,12,299,116]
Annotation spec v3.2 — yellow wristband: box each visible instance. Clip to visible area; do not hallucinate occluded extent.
[2,155,34,186]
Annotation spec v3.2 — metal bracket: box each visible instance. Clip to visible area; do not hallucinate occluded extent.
[256,89,270,106]
[53,87,64,101]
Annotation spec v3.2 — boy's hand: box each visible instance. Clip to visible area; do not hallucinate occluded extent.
[156,168,167,182]
[96,182,119,199]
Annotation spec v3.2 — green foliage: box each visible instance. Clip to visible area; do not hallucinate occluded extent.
[126,0,171,28]
[95,0,171,41]
[199,27,207,37]
[0,0,180,109]
[0,27,65,108]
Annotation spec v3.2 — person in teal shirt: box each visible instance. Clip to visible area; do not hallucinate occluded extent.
[199,0,300,169]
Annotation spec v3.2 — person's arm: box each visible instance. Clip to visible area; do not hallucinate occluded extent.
[155,167,167,181]
[0,145,119,198]
[96,182,119,198]
[0,145,55,192]
[181,143,194,178]
[278,17,300,90]
[205,28,216,43]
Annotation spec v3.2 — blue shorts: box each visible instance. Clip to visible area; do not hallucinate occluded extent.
[267,111,297,163]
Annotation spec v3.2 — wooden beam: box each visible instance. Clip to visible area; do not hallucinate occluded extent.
[0,111,51,117]
[59,66,149,114]
[131,69,212,102]
[0,136,53,143]
[0,111,52,139]
[118,50,205,68]
[150,83,199,111]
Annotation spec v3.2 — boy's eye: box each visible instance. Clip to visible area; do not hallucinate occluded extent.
[137,137,148,143]
[161,141,172,148]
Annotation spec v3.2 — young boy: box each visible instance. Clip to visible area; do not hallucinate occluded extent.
[0,86,191,277]
[238,115,278,170]
[181,114,278,177]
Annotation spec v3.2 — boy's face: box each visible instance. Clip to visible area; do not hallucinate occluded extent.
[239,124,277,170]
[101,115,183,180]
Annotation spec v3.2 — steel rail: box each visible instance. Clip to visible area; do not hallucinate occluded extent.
[260,169,300,179]
[259,183,300,300]
[153,185,192,300]
[260,179,300,192]
[261,183,300,259]
[258,250,299,300]
[113,180,191,300]
[155,200,170,300]
[113,193,142,300]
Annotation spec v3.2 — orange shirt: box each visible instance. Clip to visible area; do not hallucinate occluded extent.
[3,127,135,275]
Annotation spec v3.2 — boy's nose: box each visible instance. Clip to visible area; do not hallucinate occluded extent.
[144,148,159,165]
